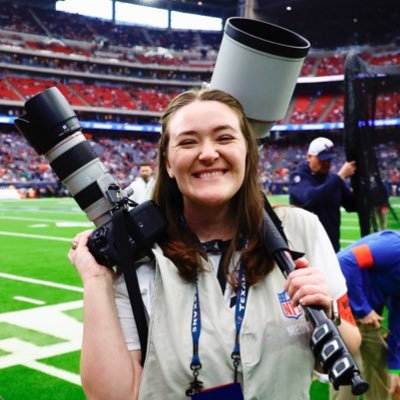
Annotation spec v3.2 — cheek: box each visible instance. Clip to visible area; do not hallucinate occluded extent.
[166,151,187,179]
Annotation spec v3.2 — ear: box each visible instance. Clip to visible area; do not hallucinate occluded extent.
[165,158,174,178]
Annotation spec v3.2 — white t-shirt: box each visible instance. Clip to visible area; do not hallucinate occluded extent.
[127,176,155,204]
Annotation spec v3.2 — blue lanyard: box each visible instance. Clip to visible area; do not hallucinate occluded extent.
[191,279,202,368]
[188,262,248,392]
[232,265,247,381]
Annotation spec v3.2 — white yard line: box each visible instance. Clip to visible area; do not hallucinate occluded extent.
[0,273,83,293]
[0,216,93,228]
[25,360,81,385]
[0,216,69,223]
[0,231,72,242]
[13,296,46,305]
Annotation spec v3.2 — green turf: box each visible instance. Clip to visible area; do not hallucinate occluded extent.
[0,365,86,400]
[39,350,81,374]
[0,196,399,399]
[1,278,82,313]
[63,308,84,323]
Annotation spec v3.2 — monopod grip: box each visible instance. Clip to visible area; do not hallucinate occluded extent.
[262,210,369,395]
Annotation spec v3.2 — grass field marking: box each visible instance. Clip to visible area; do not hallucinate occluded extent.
[0,216,75,223]
[341,225,361,230]
[0,216,91,226]
[0,273,83,293]
[24,359,81,385]
[0,336,82,368]
[0,231,73,242]
[0,300,83,385]
[340,217,359,223]
[13,296,46,305]
[0,300,83,340]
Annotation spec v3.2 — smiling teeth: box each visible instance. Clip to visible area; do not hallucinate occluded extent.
[198,171,224,178]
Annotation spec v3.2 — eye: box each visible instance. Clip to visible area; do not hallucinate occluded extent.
[218,134,234,143]
[177,139,197,147]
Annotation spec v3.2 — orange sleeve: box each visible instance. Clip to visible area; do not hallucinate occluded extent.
[337,293,357,326]
[351,244,374,269]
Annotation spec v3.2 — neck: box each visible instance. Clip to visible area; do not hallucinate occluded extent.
[183,204,234,242]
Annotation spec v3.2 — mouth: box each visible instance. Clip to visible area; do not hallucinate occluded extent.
[193,169,226,179]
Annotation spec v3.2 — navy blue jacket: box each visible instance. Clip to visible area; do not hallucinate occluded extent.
[337,230,400,371]
[289,162,357,252]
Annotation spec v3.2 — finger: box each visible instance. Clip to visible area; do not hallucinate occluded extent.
[285,269,326,293]
[298,293,331,311]
[294,257,309,269]
[290,285,330,307]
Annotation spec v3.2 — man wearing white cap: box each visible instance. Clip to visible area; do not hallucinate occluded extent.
[289,137,357,252]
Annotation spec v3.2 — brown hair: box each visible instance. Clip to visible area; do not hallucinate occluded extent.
[152,88,274,286]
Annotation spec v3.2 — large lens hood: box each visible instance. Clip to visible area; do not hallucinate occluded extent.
[210,17,310,123]
[15,87,81,155]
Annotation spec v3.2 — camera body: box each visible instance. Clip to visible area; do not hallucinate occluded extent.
[14,86,167,268]
[88,197,167,268]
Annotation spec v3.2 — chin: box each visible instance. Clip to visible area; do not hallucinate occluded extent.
[196,196,230,207]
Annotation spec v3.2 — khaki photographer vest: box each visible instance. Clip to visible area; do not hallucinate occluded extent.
[138,207,327,400]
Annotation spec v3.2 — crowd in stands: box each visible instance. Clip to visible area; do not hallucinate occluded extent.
[0,52,211,83]
[0,2,399,127]
[0,2,399,201]
[0,70,398,124]
[1,131,399,198]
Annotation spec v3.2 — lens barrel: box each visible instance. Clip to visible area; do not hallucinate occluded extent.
[14,87,120,226]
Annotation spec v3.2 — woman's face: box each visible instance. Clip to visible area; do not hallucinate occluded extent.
[165,100,248,211]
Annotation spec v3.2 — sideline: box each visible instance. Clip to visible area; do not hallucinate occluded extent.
[0,215,92,226]
[0,231,72,242]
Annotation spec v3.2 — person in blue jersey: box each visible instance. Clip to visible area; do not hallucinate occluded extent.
[331,230,400,400]
[289,137,357,252]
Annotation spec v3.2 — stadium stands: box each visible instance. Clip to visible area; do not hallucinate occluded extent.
[0,1,399,194]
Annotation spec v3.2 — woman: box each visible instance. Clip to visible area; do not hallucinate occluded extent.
[68,88,361,399]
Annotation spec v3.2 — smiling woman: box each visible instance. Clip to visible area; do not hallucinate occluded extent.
[67,87,362,399]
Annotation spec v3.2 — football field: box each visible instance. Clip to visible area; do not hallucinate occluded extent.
[1,196,399,399]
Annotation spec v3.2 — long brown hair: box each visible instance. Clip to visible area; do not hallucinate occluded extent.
[152,88,274,286]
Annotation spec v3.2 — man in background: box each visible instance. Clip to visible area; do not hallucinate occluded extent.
[289,137,357,252]
[128,161,155,204]
[331,230,400,400]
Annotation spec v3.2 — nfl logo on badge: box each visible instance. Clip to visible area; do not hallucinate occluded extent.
[278,290,303,319]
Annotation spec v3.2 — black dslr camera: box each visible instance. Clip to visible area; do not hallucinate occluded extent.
[14,87,167,268]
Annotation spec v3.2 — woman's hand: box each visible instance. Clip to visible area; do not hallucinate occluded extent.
[284,257,332,316]
[68,229,114,285]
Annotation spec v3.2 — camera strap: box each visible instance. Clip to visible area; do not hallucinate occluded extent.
[112,208,149,365]
[263,194,305,260]
[111,196,296,367]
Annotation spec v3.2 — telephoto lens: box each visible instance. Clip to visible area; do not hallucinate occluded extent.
[14,86,123,227]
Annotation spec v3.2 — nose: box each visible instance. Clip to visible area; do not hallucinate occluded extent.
[198,139,219,162]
